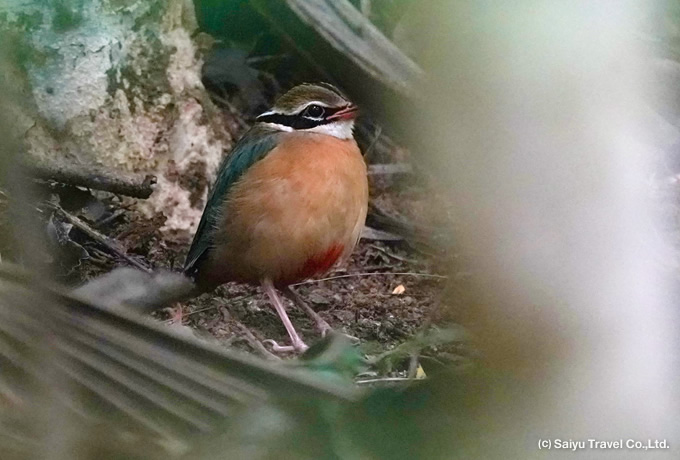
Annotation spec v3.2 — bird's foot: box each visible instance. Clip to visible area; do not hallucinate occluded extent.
[315,317,333,337]
[284,286,359,342]
[165,304,184,325]
[311,318,359,344]
[263,338,309,354]
[326,329,361,345]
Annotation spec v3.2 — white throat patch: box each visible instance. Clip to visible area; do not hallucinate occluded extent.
[302,120,355,140]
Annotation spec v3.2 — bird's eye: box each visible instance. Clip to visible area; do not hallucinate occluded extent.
[303,104,325,118]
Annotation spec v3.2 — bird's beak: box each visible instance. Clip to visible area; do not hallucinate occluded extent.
[327,104,359,121]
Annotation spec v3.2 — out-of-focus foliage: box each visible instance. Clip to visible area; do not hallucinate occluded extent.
[0,265,366,459]
[658,0,680,57]
[194,0,264,46]
[0,27,45,269]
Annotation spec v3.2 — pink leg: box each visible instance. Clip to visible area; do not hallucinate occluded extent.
[167,303,184,325]
[283,286,332,336]
[284,286,360,343]
[261,278,308,353]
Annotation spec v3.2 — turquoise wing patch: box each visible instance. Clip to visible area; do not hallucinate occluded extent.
[184,128,280,277]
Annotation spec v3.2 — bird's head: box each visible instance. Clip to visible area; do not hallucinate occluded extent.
[255,83,358,140]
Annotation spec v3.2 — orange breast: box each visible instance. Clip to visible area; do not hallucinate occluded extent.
[205,131,368,286]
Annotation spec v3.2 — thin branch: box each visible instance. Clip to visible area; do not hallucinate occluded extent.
[368,244,418,264]
[234,320,281,361]
[355,377,417,385]
[179,294,253,319]
[28,162,156,199]
[292,271,447,286]
[48,203,151,273]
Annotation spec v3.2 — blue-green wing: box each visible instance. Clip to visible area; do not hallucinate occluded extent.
[184,127,280,277]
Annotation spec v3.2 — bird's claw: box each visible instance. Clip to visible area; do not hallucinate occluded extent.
[263,339,309,354]
[314,319,359,343]
[342,332,361,345]
[323,329,360,345]
[317,321,333,337]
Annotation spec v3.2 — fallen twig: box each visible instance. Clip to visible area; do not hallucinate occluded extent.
[292,271,447,286]
[235,320,281,361]
[178,294,253,320]
[28,162,156,199]
[368,243,418,264]
[95,209,126,228]
[48,203,151,272]
[355,377,415,385]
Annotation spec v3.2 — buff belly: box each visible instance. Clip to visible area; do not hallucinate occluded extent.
[204,132,368,286]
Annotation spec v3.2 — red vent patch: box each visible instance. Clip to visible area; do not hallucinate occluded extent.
[297,244,344,281]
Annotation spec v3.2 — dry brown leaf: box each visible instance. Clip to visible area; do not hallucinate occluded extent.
[391,284,406,295]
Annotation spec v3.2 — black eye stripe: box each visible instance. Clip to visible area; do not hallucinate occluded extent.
[255,113,325,129]
[256,106,344,129]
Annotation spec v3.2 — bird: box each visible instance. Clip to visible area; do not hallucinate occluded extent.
[184,83,368,353]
